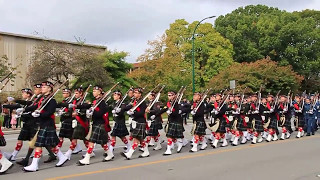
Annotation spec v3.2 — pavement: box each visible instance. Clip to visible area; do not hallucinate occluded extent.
[1,121,320,180]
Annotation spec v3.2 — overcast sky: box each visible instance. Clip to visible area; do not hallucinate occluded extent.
[0,0,319,62]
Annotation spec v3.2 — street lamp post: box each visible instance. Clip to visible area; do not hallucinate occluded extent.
[192,16,216,93]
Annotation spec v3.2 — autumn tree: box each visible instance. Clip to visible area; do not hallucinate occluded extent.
[207,58,303,94]
[130,19,234,93]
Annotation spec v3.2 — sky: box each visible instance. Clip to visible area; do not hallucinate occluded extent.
[0,0,319,63]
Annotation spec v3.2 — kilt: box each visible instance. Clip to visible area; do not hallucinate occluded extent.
[237,117,248,131]
[216,118,227,133]
[147,121,162,137]
[88,124,109,145]
[0,136,6,146]
[35,127,59,147]
[111,123,129,138]
[166,122,184,138]
[131,122,146,140]
[155,120,163,130]
[72,124,88,140]
[296,115,305,127]
[194,121,207,136]
[59,120,74,139]
[268,117,278,130]
[18,122,38,141]
[279,115,291,128]
[252,118,264,133]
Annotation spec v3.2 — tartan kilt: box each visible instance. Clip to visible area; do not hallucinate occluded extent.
[131,122,146,140]
[147,120,162,136]
[88,124,109,145]
[0,136,6,146]
[217,118,227,133]
[59,120,74,139]
[194,121,207,135]
[111,123,129,138]
[237,117,248,131]
[72,124,88,140]
[279,115,291,128]
[18,122,38,141]
[296,115,305,127]
[35,127,59,147]
[268,117,278,130]
[155,120,163,130]
[225,118,231,128]
[253,118,264,132]
[166,122,184,138]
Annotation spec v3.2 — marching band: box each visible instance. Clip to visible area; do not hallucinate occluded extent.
[0,76,319,174]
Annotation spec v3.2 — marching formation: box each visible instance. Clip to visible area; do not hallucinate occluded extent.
[0,77,319,174]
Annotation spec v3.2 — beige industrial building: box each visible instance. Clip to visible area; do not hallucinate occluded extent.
[0,31,107,92]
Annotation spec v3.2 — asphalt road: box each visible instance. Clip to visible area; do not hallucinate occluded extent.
[1,124,320,180]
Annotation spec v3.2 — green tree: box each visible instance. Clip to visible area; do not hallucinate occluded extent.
[97,50,136,89]
[215,5,320,91]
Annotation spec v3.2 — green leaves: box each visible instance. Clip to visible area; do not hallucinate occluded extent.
[215,5,320,92]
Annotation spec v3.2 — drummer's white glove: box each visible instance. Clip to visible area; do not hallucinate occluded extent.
[68,104,75,109]
[16,108,24,115]
[127,110,134,115]
[166,110,172,115]
[86,108,93,118]
[151,115,156,120]
[115,107,121,113]
[32,110,40,117]
[191,110,196,116]
[112,110,116,114]
[270,108,274,113]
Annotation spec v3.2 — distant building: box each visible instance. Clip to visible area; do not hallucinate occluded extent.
[0,31,106,92]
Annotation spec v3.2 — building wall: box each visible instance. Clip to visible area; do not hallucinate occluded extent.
[0,33,106,92]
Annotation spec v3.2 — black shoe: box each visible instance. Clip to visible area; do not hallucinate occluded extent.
[16,158,29,167]
[306,133,311,136]
[312,132,315,135]
[43,156,57,163]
